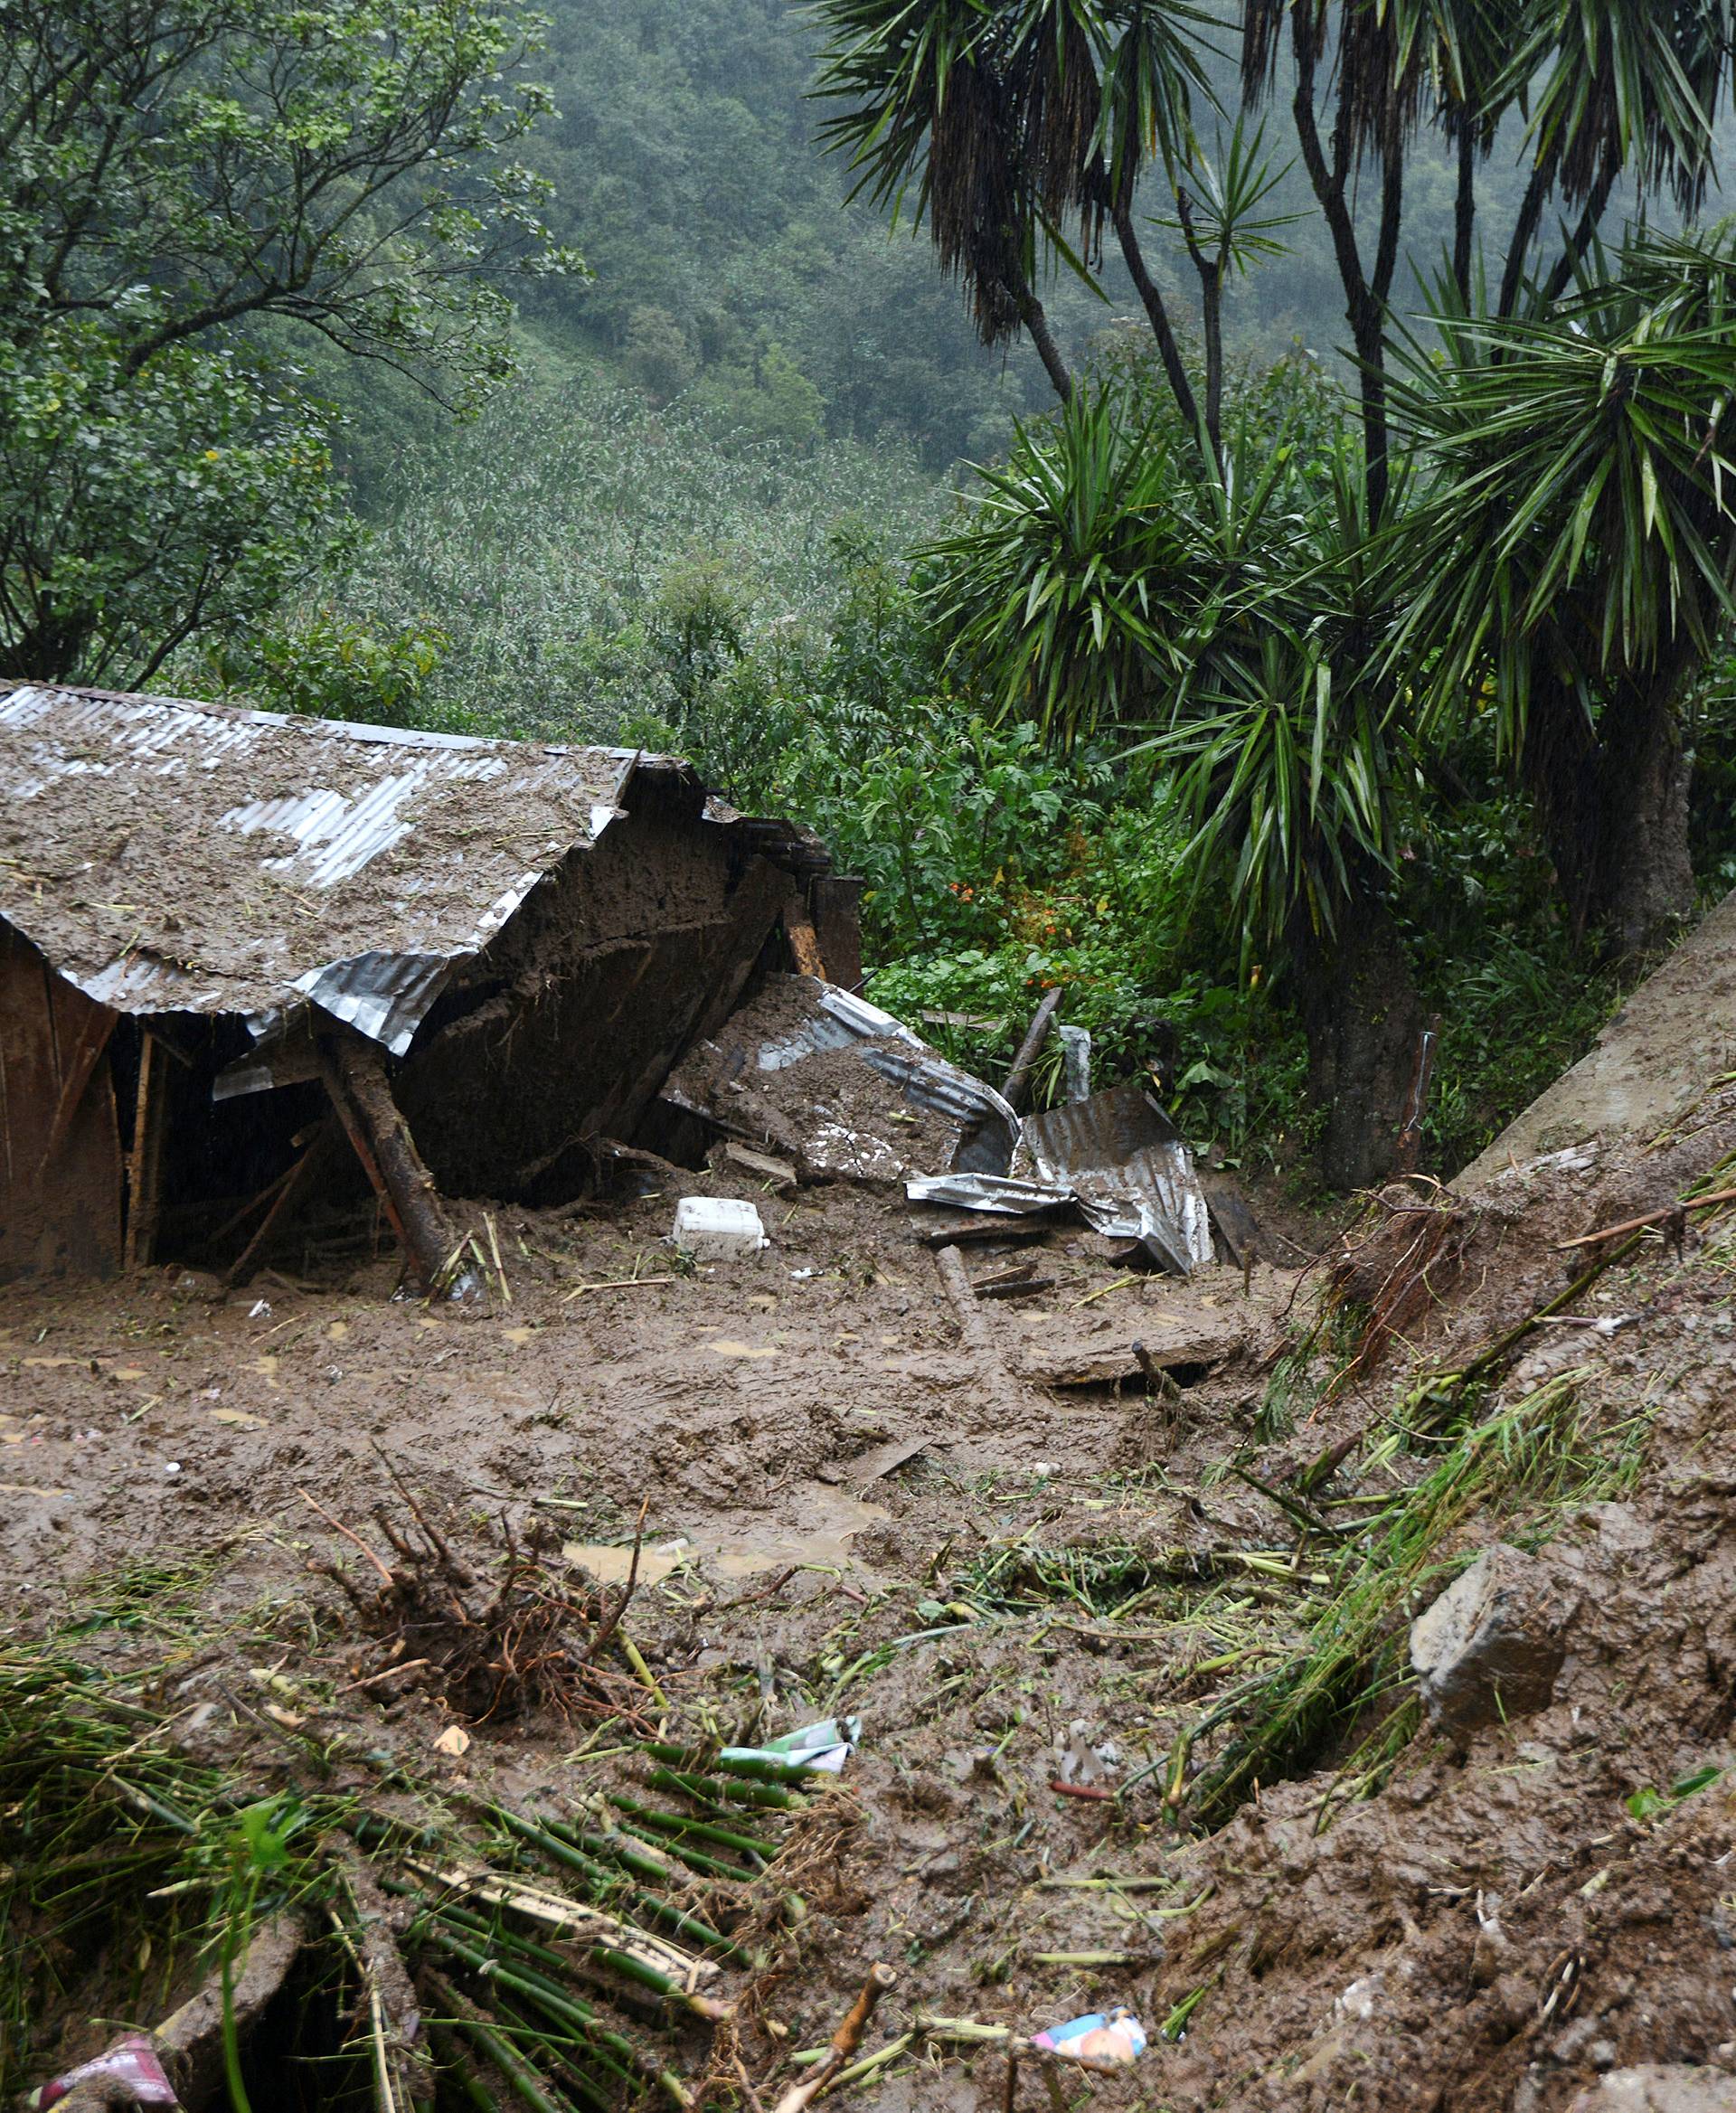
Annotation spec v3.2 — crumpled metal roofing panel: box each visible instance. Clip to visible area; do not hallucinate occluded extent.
[0,683,686,1053]
[750,980,1021,1174]
[1014,1080,1212,1274]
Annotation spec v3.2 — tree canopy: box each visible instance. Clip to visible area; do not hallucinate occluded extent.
[0,0,574,683]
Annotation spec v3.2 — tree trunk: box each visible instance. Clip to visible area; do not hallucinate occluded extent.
[10,605,95,682]
[1452,126,1476,307]
[1111,202,1202,442]
[1524,683,1695,960]
[1289,892,1427,1193]
[1014,282,1072,404]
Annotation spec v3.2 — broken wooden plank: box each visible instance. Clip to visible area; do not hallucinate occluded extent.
[1002,987,1062,1113]
[1014,1314,1246,1388]
[723,1140,798,1191]
[847,1435,929,1489]
[319,1036,458,1294]
[917,1216,1052,1249]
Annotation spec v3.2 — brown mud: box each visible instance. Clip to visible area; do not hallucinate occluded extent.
[7,1062,1736,2108]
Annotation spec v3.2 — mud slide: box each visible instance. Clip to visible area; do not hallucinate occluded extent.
[1459,885,1736,1186]
[7,910,1736,2112]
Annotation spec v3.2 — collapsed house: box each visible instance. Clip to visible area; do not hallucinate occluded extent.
[0,684,860,1285]
[0,683,1218,1290]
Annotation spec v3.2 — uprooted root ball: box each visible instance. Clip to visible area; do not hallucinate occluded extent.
[303,1470,653,1728]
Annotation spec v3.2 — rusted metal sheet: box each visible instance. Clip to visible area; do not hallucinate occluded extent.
[1015,1080,1212,1275]
[0,684,722,1056]
[0,925,122,1279]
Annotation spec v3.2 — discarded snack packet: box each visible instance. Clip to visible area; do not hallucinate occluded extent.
[721,1715,861,1776]
[1030,2008,1147,2065]
[31,2034,177,2110]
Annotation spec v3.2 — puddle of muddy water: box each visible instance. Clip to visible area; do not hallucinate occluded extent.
[563,1481,889,1583]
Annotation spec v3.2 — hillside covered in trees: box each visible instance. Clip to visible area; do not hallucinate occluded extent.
[4,0,1736,1183]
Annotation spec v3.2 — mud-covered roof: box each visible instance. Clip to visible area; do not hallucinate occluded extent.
[0,683,710,1052]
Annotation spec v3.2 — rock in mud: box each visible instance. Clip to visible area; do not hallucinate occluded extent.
[1567,2068,1736,2111]
[1409,1542,1576,1736]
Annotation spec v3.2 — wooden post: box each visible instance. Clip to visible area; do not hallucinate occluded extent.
[1002,987,1062,1113]
[784,902,827,980]
[318,1036,458,1294]
[124,1032,170,1269]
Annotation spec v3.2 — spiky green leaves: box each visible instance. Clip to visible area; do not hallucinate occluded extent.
[1395,226,1736,762]
[811,0,1213,344]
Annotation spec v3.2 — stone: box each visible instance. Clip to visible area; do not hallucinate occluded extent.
[1567,2067,1736,2111]
[1409,1543,1577,1736]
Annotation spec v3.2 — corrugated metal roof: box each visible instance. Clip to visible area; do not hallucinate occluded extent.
[1016,1080,1212,1273]
[0,683,699,1054]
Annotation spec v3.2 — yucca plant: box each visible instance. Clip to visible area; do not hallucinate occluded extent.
[924,375,1430,1187]
[812,0,1216,421]
[920,384,1207,740]
[1394,225,1736,955]
[1494,0,1732,317]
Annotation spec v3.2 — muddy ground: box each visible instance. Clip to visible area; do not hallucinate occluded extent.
[6,1057,1736,2110]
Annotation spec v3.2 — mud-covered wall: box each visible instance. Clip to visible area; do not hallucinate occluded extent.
[394,770,795,1201]
[0,925,123,1280]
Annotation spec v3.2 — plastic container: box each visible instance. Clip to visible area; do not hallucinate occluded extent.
[672,1195,769,1261]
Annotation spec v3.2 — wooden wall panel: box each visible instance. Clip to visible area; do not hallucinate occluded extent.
[0,925,122,1280]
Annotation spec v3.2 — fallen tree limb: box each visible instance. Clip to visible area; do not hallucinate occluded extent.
[770,1963,897,2113]
[1554,1185,1736,1250]
[1003,988,1062,1114]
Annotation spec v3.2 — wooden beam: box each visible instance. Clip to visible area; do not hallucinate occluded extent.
[784,902,826,980]
[124,1033,170,1269]
[318,1036,458,1294]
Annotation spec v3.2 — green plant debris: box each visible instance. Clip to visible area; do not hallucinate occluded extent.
[1158,1368,1656,1832]
[0,1647,808,2110]
[1626,1764,1725,1822]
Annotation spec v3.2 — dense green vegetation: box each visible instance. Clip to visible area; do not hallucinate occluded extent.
[7,0,1736,1190]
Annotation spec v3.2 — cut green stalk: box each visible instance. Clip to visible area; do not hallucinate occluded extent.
[427,2023,506,2113]
[607,1797,778,1861]
[606,1816,754,1882]
[491,1811,750,1961]
[425,1976,580,2113]
[489,1992,640,2103]
[641,1741,816,1787]
[427,1925,693,2108]
[536,1813,686,1890]
[646,1766,807,1814]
